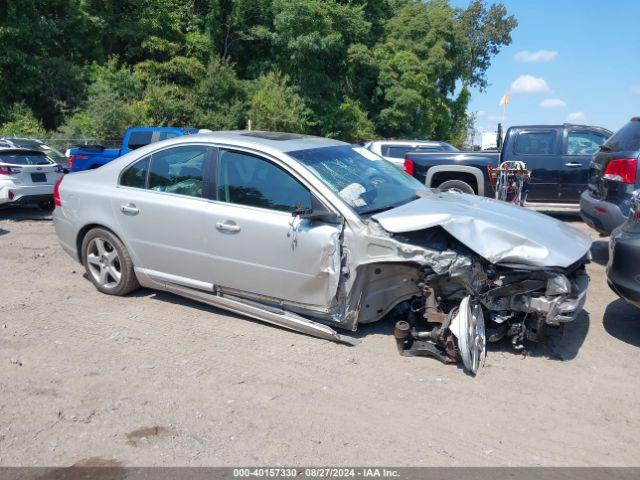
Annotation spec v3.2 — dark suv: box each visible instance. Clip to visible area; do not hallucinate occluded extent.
[580,118,640,234]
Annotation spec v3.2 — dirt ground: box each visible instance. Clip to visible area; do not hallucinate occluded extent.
[1,205,640,467]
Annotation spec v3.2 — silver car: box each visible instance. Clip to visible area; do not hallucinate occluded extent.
[53,131,591,374]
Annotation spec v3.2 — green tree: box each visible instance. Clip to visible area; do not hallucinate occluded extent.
[247,71,309,132]
[0,103,47,138]
[0,0,91,128]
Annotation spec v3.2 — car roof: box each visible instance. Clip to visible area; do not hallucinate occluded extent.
[508,124,613,135]
[191,130,348,153]
[0,147,46,155]
[370,139,446,146]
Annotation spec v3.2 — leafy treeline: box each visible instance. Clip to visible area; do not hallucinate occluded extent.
[0,0,516,144]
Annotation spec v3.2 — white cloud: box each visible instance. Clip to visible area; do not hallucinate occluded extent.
[540,98,567,108]
[631,85,640,94]
[511,75,551,94]
[476,110,486,117]
[515,50,559,63]
[567,111,586,122]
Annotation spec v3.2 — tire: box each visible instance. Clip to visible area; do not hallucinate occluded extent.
[437,179,475,195]
[37,200,54,210]
[81,228,139,296]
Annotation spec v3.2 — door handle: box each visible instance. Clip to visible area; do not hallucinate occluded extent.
[120,203,139,215]
[564,162,582,168]
[216,221,241,233]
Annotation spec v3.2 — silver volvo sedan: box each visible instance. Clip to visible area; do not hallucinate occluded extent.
[53,131,591,374]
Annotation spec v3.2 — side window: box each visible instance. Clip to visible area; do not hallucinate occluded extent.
[148,145,209,198]
[566,131,607,156]
[217,150,312,213]
[127,131,153,150]
[380,145,391,156]
[514,131,556,155]
[120,157,150,188]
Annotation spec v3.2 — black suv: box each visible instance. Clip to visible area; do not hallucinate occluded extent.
[581,118,640,234]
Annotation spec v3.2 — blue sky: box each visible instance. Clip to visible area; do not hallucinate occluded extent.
[451,0,640,134]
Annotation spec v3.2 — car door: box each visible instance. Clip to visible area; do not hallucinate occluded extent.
[205,148,343,308]
[510,129,561,202]
[111,144,218,289]
[560,129,609,202]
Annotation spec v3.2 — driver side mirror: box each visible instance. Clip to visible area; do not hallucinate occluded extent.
[292,195,342,225]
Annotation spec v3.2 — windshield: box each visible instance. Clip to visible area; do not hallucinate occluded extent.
[289,145,427,215]
[0,152,53,166]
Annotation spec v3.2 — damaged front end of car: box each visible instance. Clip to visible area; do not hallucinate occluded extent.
[334,192,592,375]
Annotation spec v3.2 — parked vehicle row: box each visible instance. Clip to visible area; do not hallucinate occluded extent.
[398,123,612,206]
[52,131,591,375]
[364,140,459,167]
[66,126,209,172]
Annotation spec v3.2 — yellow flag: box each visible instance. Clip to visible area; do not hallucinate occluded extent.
[499,90,510,106]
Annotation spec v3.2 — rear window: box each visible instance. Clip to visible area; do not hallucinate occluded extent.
[0,152,52,165]
[127,131,153,150]
[514,131,556,155]
[604,121,640,151]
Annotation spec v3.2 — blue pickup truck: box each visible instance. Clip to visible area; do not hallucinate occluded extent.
[67,127,204,172]
[403,123,612,208]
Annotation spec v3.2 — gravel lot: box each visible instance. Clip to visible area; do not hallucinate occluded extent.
[1,206,640,467]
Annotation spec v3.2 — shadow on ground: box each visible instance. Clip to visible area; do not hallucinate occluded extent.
[590,240,609,266]
[603,298,640,348]
[545,211,582,222]
[486,310,590,362]
[0,205,52,221]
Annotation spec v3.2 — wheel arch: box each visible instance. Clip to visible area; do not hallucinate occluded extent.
[76,223,123,266]
[426,165,485,196]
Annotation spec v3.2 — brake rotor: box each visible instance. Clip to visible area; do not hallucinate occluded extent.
[450,296,486,375]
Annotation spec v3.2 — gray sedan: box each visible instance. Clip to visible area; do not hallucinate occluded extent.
[53,131,591,374]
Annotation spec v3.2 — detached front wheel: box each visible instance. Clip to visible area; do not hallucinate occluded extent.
[81,228,139,296]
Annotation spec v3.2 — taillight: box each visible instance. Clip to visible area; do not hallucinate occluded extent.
[53,176,64,206]
[603,158,637,184]
[404,158,415,176]
[0,165,21,175]
[68,154,88,169]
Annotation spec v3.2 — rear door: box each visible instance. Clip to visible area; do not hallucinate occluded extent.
[508,128,561,202]
[112,144,219,288]
[560,128,609,202]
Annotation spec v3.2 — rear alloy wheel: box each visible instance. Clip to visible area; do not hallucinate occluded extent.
[438,179,475,195]
[81,228,139,296]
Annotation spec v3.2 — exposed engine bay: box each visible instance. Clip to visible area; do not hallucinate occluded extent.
[352,220,590,375]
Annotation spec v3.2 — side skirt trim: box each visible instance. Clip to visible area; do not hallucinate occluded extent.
[163,281,360,346]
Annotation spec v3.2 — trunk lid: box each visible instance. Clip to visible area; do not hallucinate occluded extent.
[372,190,591,268]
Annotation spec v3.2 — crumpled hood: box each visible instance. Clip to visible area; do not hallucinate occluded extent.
[372,190,592,268]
